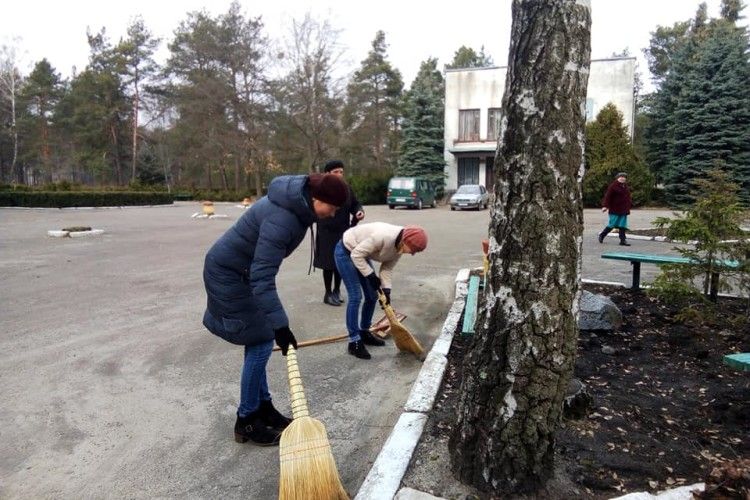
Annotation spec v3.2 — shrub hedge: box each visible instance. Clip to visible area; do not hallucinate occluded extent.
[0,191,173,208]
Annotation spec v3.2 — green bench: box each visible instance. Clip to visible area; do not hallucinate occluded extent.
[723,353,750,372]
[600,252,739,295]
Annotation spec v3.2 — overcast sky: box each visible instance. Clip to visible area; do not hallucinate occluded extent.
[1,0,741,93]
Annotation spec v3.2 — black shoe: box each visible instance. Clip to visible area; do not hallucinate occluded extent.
[348,340,371,359]
[323,292,341,306]
[331,290,344,303]
[360,329,385,346]
[598,232,605,244]
[234,411,282,446]
[258,399,293,432]
[619,241,631,246]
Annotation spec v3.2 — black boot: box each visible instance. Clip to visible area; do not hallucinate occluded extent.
[323,292,341,306]
[234,410,282,446]
[598,227,612,244]
[619,229,631,246]
[331,289,344,303]
[360,329,385,346]
[348,340,371,359]
[258,399,293,431]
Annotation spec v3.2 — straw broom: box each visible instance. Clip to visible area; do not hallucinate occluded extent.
[377,290,425,361]
[279,346,349,500]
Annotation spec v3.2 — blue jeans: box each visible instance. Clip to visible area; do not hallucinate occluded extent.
[334,241,377,342]
[238,340,273,417]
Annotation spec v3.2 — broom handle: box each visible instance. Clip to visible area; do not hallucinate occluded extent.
[377,290,399,324]
[285,346,310,419]
[272,334,348,351]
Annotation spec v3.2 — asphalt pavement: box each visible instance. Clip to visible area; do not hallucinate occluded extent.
[0,202,674,498]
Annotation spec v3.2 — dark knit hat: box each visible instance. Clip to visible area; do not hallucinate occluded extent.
[308,173,348,207]
[401,226,428,252]
[324,159,345,173]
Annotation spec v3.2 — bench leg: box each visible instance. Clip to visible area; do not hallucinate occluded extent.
[709,272,719,302]
[632,262,641,290]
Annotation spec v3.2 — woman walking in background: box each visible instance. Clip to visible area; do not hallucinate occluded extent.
[314,159,365,306]
[334,222,428,360]
[598,172,633,246]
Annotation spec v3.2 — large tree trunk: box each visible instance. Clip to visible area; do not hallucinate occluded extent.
[449,0,591,494]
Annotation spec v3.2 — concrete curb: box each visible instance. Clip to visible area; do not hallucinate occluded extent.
[354,269,470,500]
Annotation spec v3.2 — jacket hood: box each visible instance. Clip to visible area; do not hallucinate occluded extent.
[267,175,315,226]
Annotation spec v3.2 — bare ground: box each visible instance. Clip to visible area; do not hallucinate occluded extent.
[403,284,750,499]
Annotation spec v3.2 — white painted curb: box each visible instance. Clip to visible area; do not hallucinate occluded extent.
[47,229,105,238]
[355,269,471,500]
[611,482,704,499]
[191,212,230,219]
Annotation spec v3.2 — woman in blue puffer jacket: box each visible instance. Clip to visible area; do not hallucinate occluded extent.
[202,173,348,446]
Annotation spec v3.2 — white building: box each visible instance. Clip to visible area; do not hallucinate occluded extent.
[443,57,636,191]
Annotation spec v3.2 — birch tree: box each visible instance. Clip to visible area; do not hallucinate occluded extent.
[0,43,22,183]
[449,0,591,494]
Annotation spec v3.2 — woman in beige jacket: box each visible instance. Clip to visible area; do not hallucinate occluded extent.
[333,222,428,359]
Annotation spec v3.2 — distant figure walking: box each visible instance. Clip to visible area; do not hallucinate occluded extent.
[598,172,632,246]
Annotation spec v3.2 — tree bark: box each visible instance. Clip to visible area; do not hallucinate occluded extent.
[449,0,591,494]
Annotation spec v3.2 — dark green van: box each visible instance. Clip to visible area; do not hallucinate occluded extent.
[386,177,437,209]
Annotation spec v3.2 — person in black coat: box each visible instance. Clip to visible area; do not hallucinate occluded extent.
[202,173,349,446]
[598,172,633,246]
[313,160,365,306]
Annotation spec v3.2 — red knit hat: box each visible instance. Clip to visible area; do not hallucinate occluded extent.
[401,226,428,252]
[308,173,349,207]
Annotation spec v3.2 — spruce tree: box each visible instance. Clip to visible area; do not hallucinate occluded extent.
[397,58,445,192]
[584,103,652,206]
[666,18,750,205]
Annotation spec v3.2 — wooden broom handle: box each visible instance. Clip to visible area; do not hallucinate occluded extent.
[377,290,399,324]
[285,346,310,419]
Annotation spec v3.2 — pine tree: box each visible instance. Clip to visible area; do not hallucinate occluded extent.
[115,17,160,183]
[397,58,445,192]
[341,31,403,173]
[446,45,494,69]
[18,59,63,183]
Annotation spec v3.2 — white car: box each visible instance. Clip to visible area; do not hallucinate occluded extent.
[450,184,489,210]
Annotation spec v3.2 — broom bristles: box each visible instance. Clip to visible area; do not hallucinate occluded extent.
[379,292,425,360]
[279,416,349,500]
[279,346,348,500]
[389,321,425,358]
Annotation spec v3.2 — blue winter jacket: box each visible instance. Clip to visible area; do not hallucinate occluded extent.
[202,175,316,346]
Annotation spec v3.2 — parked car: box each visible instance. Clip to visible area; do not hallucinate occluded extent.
[387,177,437,210]
[450,184,489,210]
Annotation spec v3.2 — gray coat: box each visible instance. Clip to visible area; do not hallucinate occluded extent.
[202,175,315,345]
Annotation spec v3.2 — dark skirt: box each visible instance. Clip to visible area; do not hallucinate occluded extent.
[314,227,343,271]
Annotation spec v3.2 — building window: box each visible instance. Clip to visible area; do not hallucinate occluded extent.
[458,109,480,141]
[487,108,502,140]
[458,158,480,186]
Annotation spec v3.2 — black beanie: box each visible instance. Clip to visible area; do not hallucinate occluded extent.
[324,159,344,173]
[308,173,348,207]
